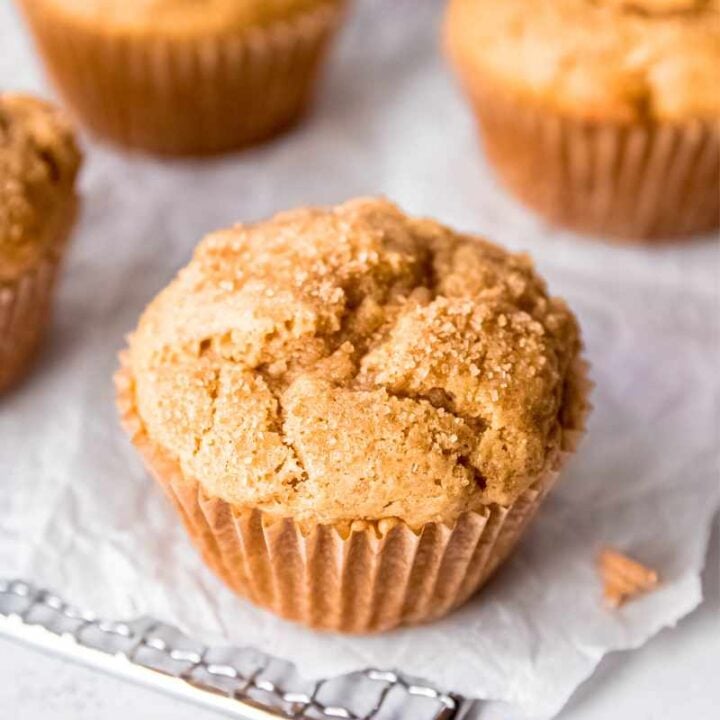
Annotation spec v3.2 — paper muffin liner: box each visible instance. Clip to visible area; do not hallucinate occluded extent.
[116,353,590,633]
[460,81,719,241]
[0,258,60,394]
[19,1,346,155]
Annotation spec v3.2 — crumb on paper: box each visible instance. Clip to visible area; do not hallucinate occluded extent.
[598,547,660,608]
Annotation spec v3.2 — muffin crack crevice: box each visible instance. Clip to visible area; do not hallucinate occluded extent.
[192,364,221,458]
[254,363,311,489]
[127,198,584,521]
[367,382,490,437]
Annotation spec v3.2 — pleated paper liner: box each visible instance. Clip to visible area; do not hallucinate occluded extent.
[461,80,719,242]
[0,189,77,395]
[19,1,346,155]
[116,354,591,634]
[0,258,59,394]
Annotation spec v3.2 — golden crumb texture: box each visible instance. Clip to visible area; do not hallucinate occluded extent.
[0,93,81,281]
[127,198,582,528]
[599,547,660,607]
[446,0,720,121]
[29,0,342,35]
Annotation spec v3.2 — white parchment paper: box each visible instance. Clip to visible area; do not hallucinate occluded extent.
[1,1,718,717]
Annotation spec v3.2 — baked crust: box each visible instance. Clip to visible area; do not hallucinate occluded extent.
[127,199,583,527]
[27,0,343,35]
[0,93,80,281]
[446,0,720,121]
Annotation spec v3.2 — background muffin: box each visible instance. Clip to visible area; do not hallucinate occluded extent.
[18,0,347,155]
[445,0,720,241]
[116,198,589,633]
[0,93,81,394]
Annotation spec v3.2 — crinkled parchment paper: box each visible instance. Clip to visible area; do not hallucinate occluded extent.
[1,1,718,717]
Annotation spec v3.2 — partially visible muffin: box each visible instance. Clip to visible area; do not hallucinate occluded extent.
[18,0,347,155]
[0,93,81,394]
[116,198,589,632]
[446,0,720,240]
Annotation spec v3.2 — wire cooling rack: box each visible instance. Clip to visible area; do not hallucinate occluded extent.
[0,579,473,719]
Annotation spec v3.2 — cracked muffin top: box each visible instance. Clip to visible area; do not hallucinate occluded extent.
[446,0,720,121]
[32,0,340,35]
[0,93,81,282]
[127,199,582,528]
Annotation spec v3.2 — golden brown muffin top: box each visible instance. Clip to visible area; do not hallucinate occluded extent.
[34,0,341,35]
[0,93,81,282]
[446,0,720,121]
[128,199,582,529]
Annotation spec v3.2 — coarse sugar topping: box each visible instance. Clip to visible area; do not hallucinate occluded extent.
[128,198,583,528]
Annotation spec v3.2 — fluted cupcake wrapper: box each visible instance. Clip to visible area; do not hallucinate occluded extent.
[463,82,719,241]
[20,1,346,155]
[115,355,591,634]
[0,259,59,394]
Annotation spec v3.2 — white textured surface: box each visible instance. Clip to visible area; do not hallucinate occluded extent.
[1,1,718,718]
[1,522,717,720]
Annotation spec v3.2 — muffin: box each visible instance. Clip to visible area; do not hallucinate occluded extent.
[115,198,590,633]
[17,0,347,155]
[0,93,81,394]
[445,0,720,241]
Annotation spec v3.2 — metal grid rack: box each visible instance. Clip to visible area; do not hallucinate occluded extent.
[0,579,471,720]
